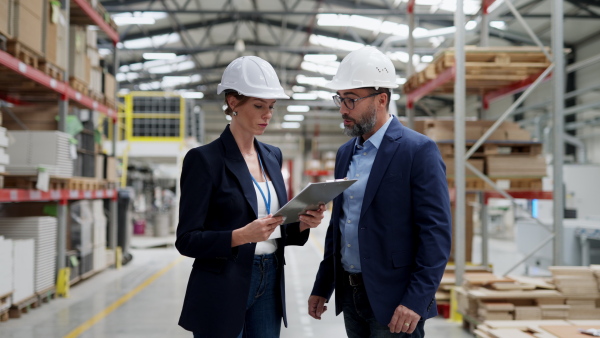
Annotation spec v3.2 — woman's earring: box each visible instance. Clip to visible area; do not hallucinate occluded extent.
[232,111,238,116]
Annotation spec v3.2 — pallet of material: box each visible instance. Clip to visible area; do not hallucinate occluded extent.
[403,46,553,96]
[3,175,108,191]
[486,155,547,177]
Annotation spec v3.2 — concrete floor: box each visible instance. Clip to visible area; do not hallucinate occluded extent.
[0,211,523,338]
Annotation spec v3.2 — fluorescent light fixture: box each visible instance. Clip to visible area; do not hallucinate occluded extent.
[292,92,318,100]
[113,16,155,26]
[296,75,330,87]
[143,53,177,60]
[309,35,364,52]
[421,55,434,63]
[123,33,180,49]
[98,48,112,57]
[281,122,301,129]
[301,61,339,76]
[490,21,507,30]
[391,94,400,100]
[292,86,306,93]
[340,122,345,129]
[304,54,337,62]
[287,105,310,113]
[222,105,228,111]
[284,114,305,122]
[226,115,232,121]
[396,78,407,85]
[181,92,204,99]
[465,20,478,30]
[118,88,130,94]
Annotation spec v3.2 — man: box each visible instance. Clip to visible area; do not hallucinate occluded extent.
[308,46,452,337]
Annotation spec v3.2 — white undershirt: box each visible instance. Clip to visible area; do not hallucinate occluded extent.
[253,181,281,255]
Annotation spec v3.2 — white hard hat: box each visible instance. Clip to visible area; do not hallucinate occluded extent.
[326,46,399,90]
[217,56,290,99]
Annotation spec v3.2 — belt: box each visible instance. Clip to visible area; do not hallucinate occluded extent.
[346,272,363,287]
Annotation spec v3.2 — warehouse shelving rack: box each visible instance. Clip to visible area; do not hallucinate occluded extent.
[398,0,576,286]
[0,0,120,299]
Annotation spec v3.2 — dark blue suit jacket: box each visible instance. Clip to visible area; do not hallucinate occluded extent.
[176,125,309,337]
[311,117,451,325]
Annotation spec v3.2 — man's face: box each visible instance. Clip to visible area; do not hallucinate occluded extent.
[337,89,379,137]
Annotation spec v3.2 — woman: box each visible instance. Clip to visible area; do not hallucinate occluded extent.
[176,55,326,338]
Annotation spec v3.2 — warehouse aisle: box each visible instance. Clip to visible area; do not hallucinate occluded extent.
[0,213,474,338]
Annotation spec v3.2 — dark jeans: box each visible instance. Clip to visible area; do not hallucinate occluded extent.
[342,273,425,338]
[193,253,281,338]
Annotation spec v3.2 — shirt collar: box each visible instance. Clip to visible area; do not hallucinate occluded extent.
[354,114,394,150]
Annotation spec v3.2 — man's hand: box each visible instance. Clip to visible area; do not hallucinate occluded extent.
[299,204,327,231]
[388,305,420,334]
[308,295,328,320]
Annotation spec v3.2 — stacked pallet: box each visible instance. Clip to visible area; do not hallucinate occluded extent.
[549,266,600,320]
[474,320,600,338]
[422,119,546,191]
[402,46,552,96]
[0,0,117,108]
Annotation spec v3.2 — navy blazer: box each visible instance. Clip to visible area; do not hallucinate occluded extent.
[311,117,452,324]
[176,125,309,337]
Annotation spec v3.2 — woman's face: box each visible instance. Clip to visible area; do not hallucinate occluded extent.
[231,97,276,136]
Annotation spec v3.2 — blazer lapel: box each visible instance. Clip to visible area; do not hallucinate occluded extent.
[360,117,404,218]
[221,126,259,217]
[257,141,287,207]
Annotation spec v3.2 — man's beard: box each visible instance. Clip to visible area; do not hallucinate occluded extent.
[342,105,377,137]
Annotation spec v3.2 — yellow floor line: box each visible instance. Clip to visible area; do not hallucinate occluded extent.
[63,256,184,338]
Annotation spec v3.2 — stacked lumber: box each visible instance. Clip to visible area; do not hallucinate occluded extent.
[402,46,553,96]
[549,266,600,319]
[474,320,600,338]
[421,118,546,190]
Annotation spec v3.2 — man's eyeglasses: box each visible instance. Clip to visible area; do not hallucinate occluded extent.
[332,93,380,110]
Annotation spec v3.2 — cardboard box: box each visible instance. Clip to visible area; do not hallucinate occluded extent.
[44,5,67,70]
[105,156,117,181]
[486,155,547,177]
[506,129,532,141]
[69,25,89,84]
[12,0,44,55]
[103,72,116,101]
[2,105,61,130]
[0,0,11,37]
[425,127,454,141]
[444,158,484,177]
[90,66,103,94]
[449,193,477,263]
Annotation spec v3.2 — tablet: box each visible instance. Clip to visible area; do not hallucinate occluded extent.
[275,179,358,223]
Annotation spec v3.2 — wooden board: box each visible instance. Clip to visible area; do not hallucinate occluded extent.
[488,328,536,338]
[539,325,600,338]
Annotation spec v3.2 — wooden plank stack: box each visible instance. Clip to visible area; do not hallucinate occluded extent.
[402,46,553,96]
[418,118,547,191]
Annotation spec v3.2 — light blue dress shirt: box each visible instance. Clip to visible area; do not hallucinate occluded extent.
[340,115,394,273]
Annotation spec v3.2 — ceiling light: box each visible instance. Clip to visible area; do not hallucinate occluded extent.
[143,53,177,60]
[304,54,337,62]
[292,93,318,100]
[284,114,305,122]
[181,92,204,99]
[490,21,507,30]
[282,122,301,129]
[421,55,434,63]
[287,105,310,113]
[113,16,156,26]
